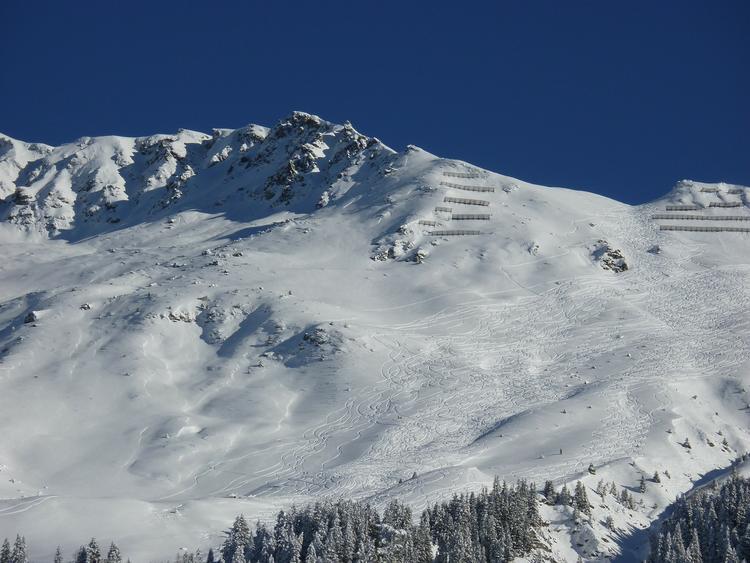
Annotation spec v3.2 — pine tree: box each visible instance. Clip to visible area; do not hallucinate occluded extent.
[223,515,251,563]
[0,539,10,563]
[11,536,27,563]
[595,480,606,497]
[739,524,750,562]
[685,527,702,563]
[304,542,317,563]
[723,544,740,563]
[413,513,433,563]
[573,481,591,516]
[87,538,101,563]
[54,546,63,563]
[558,484,572,506]
[106,542,122,563]
[75,547,88,563]
[542,480,556,503]
[639,476,647,493]
[604,516,615,530]
[653,471,661,484]
[205,548,215,563]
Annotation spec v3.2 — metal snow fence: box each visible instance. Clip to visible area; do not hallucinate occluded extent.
[444,197,490,206]
[451,214,491,220]
[442,171,482,179]
[665,205,702,211]
[651,214,750,221]
[419,220,439,226]
[434,206,453,213]
[709,202,742,208]
[429,230,483,236]
[700,187,720,193]
[440,181,495,193]
[660,225,750,233]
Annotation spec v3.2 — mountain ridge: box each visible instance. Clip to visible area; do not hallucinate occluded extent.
[0,112,749,561]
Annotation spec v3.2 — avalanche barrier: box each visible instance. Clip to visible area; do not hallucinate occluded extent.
[651,214,750,221]
[442,171,482,179]
[665,205,702,211]
[429,230,483,236]
[451,214,491,220]
[444,197,490,206]
[660,225,750,233]
[439,181,495,193]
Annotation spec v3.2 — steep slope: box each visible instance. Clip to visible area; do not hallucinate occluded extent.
[0,114,748,561]
[0,112,392,239]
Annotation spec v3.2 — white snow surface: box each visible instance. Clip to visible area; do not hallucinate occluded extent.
[0,112,749,561]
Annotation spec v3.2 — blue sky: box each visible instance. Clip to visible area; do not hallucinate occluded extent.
[1,1,747,203]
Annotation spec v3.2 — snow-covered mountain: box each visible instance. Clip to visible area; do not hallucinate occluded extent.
[0,112,748,561]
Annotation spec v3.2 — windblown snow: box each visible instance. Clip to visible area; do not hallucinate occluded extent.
[0,112,748,561]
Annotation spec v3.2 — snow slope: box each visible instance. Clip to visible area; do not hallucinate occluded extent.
[0,113,748,561]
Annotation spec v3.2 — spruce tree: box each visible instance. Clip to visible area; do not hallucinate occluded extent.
[304,542,317,563]
[413,513,433,563]
[542,480,556,503]
[106,542,121,563]
[0,539,10,563]
[223,515,251,563]
[574,481,591,515]
[86,538,101,563]
[724,544,740,563]
[595,480,606,497]
[11,536,27,563]
[54,546,63,563]
[558,484,572,506]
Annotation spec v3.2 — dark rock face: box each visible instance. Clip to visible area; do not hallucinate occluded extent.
[592,240,628,273]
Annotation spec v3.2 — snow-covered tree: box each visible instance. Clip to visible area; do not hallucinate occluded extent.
[573,481,591,515]
[649,475,750,563]
[0,539,10,563]
[223,515,251,563]
[10,536,27,563]
[106,542,121,563]
[86,538,101,563]
[558,484,572,506]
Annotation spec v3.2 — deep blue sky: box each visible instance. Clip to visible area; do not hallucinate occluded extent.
[1,1,748,203]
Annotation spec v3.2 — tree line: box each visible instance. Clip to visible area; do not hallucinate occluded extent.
[4,471,748,562]
[648,474,750,563]
[220,477,542,562]
[1,478,544,563]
